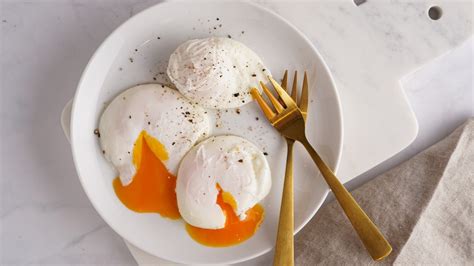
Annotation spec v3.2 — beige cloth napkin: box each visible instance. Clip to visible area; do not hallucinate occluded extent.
[295,119,474,265]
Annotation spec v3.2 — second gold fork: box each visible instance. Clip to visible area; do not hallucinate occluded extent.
[267,71,308,266]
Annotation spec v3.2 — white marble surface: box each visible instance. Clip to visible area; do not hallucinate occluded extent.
[268,0,471,182]
[1,0,472,265]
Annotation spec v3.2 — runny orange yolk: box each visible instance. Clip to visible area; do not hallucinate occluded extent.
[113,131,264,245]
[185,185,265,247]
[113,131,180,219]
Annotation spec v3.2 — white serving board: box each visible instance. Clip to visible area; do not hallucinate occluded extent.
[267,0,472,182]
[121,0,472,265]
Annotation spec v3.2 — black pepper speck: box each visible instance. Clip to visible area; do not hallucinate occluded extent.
[93,129,100,138]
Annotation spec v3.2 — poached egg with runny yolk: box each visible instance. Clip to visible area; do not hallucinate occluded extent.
[99,84,210,186]
[99,84,210,218]
[176,135,271,233]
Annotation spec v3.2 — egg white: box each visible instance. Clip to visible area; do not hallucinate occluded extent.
[99,84,210,186]
[167,37,270,109]
[176,135,271,229]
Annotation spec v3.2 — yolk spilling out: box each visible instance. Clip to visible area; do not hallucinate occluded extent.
[113,131,180,219]
[185,186,264,247]
[113,132,264,246]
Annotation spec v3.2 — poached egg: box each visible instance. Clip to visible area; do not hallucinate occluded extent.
[176,135,271,230]
[99,84,210,218]
[167,37,269,109]
[99,84,210,186]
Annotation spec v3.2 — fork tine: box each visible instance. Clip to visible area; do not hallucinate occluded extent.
[291,71,298,102]
[268,76,297,108]
[250,88,276,120]
[260,81,284,113]
[300,71,309,114]
[281,70,288,91]
[279,70,289,107]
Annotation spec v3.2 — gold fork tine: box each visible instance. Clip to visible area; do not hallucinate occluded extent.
[277,71,289,108]
[268,76,297,109]
[282,70,288,91]
[260,81,284,113]
[250,88,276,120]
[291,71,298,103]
[300,71,309,116]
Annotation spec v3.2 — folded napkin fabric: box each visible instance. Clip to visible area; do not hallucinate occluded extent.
[295,119,474,265]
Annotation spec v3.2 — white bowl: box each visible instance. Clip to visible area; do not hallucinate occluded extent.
[68,1,343,264]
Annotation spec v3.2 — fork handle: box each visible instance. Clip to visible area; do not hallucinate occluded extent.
[300,137,392,261]
[273,139,295,266]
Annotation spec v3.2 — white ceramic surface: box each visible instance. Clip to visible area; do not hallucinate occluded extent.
[2,0,472,265]
[68,1,342,264]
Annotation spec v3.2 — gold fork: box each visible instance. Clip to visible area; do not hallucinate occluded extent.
[251,72,392,262]
[259,70,307,266]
